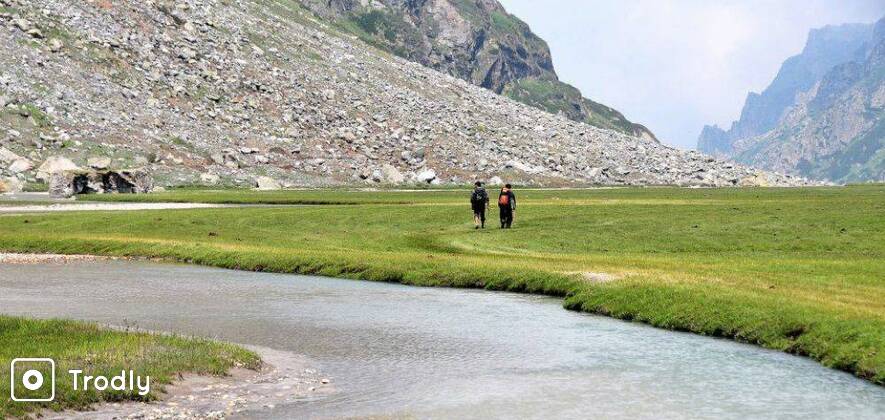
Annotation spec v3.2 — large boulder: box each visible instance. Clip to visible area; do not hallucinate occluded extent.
[8,159,32,174]
[254,176,282,190]
[416,168,437,184]
[48,169,154,198]
[87,156,112,170]
[380,164,405,184]
[0,177,23,193]
[37,156,80,182]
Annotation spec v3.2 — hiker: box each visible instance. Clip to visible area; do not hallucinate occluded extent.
[498,184,516,229]
[470,181,489,229]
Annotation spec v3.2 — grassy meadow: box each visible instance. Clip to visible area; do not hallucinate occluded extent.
[0,316,259,418]
[0,185,883,388]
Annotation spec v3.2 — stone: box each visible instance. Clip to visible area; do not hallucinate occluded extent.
[380,164,404,184]
[9,159,32,173]
[87,156,112,170]
[416,168,437,184]
[0,176,23,193]
[488,176,503,185]
[36,156,80,182]
[49,169,154,198]
[200,173,220,185]
[48,38,64,52]
[254,176,282,190]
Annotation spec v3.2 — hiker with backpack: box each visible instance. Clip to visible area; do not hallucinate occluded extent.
[498,184,516,229]
[470,181,490,229]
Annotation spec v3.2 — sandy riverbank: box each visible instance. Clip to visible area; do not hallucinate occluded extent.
[45,346,332,419]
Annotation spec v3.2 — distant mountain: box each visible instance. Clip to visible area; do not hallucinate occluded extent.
[697,18,884,183]
[298,0,656,140]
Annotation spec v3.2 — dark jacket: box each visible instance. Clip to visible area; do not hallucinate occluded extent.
[471,187,489,210]
[498,188,516,210]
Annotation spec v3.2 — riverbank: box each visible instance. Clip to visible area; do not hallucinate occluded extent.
[47,346,330,420]
[0,316,262,418]
[1,186,882,386]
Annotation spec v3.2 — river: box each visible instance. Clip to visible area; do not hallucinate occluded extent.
[1,261,882,419]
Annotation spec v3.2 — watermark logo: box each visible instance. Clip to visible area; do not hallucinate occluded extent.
[10,358,151,402]
[10,358,56,402]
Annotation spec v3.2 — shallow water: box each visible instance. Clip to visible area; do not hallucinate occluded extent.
[1,261,882,419]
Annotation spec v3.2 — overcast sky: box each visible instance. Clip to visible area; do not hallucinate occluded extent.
[498,0,885,149]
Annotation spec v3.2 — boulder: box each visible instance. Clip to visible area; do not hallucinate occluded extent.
[48,169,154,198]
[37,156,80,182]
[0,147,22,163]
[0,177,23,193]
[380,164,404,184]
[487,176,503,186]
[254,176,282,190]
[200,173,221,185]
[87,156,112,170]
[9,159,32,174]
[416,168,437,184]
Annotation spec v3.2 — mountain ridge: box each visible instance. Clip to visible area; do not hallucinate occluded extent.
[697,18,884,183]
[297,0,656,140]
[0,0,807,192]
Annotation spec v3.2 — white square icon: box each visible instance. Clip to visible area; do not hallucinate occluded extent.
[10,358,56,402]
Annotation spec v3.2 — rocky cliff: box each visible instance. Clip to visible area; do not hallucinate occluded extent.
[298,0,655,139]
[730,17,885,182]
[697,19,883,182]
[0,0,807,191]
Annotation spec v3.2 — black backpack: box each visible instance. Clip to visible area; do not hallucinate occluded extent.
[471,188,487,205]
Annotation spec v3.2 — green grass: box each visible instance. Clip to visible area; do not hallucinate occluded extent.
[0,316,259,418]
[1,186,884,386]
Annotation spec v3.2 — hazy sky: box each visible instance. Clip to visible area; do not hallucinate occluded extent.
[498,0,885,149]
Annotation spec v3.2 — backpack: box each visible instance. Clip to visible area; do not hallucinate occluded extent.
[471,188,487,205]
[498,193,510,206]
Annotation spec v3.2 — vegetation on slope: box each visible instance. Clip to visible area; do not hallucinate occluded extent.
[0,317,259,418]
[1,187,883,386]
[503,77,653,138]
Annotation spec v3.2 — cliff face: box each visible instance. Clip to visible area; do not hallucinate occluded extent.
[698,23,874,157]
[697,18,884,183]
[732,18,885,183]
[299,0,655,139]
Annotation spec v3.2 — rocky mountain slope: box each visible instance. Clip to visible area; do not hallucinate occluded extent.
[0,0,807,191]
[298,0,655,139]
[697,18,884,182]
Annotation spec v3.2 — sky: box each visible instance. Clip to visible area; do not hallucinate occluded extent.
[497,0,885,149]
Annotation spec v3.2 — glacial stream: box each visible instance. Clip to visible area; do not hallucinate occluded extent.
[1,261,883,419]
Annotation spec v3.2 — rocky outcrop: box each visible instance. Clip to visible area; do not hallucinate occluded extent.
[48,169,153,198]
[700,17,884,183]
[298,0,655,139]
[0,0,808,189]
[698,22,875,158]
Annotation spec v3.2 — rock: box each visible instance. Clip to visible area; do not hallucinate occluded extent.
[416,168,437,184]
[0,176,23,193]
[48,171,76,198]
[87,156,112,170]
[200,173,220,185]
[48,169,154,198]
[0,147,22,163]
[12,18,32,32]
[488,176,503,185]
[48,38,64,52]
[9,159,32,173]
[380,164,404,184]
[254,154,269,164]
[254,176,282,190]
[36,156,80,182]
